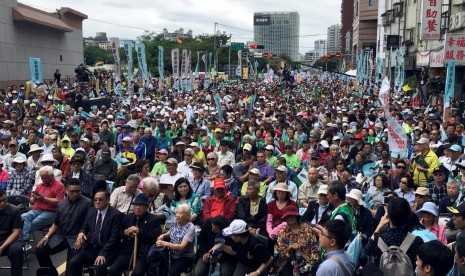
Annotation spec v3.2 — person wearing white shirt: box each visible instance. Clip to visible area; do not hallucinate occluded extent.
[266,165,298,203]
[177,148,194,179]
[216,140,235,167]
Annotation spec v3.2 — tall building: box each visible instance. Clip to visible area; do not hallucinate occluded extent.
[341,0,354,56]
[352,0,378,54]
[304,51,319,63]
[314,40,326,58]
[253,11,300,61]
[162,28,193,42]
[327,24,342,54]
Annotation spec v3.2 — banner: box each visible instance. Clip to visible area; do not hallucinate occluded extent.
[421,0,442,40]
[429,50,444,67]
[187,51,193,91]
[135,42,148,83]
[158,46,164,82]
[194,51,200,89]
[29,57,43,84]
[378,77,408,156]
[444,61,455,121]
[242,67,248,80]
[247,94,256,118]
[214,93,223,123]
[171,48,180,89]
[122,40,133,80]
[236,50,242,77]
[180,49,188,90]
[109,38,121,85]
[201,53,209,88]
[444,33,465,65]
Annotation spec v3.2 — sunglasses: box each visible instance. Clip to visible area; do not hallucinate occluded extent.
[415,194,425,198]
[400,181,408,184]
[207,158,215,161]
[397,166,405,169]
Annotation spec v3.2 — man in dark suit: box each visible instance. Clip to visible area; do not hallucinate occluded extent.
[36,178,91,276]
[108,193,162,276]
[301,185,333,225]
[67,189,123,276]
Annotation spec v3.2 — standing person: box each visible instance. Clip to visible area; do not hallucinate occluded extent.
[0,188,25,276]
[326,180,356,236]
[54,69,61,85]
[35,178,91,276]
[108,193,162,276]
[406,137,439,187]
[419,66,430,105]
[21,166,65,243]
[209,219,273,276]
[415,240,454,276]
[316,220,355,276]
[68,190,123,276]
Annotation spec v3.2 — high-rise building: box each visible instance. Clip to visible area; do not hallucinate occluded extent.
[341,0,354,56]
[253,11,300,61]
[314,40,326,59]
[327,24,341,54]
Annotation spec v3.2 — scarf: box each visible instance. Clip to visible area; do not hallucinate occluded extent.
[224,175,234,190]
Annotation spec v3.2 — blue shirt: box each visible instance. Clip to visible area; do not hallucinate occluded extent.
[316,250,355,276]
[141,135,158,157]
[133,141,146,160]
[189,177,211,200]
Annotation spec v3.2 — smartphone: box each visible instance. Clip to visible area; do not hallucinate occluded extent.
[383,196,391,205]
[33,191,41,197]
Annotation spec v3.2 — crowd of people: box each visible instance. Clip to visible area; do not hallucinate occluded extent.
[0,67,464,276]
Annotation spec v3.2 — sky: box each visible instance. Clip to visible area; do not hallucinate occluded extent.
[19,0,342,55]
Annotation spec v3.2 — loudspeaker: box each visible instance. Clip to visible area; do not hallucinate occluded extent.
[386,35,400,50]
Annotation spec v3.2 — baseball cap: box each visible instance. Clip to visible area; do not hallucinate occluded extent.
[243,143,252,151]
[166,158,178,165]
[311,152,320,159]
[448,203,465,216]
[317,184,328,195]
[213,178,226,189]
[276,165,287,172]
[415,137,429,144]
[249,168,260,175]
[264,145,274,151]
[157,149,168,155]
[415,187,430,196]
[101,149,111,155]
[450,144,462,152]
[222,219,247,236]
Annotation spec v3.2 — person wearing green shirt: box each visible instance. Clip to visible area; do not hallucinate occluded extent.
[265,145,277,168]
[281,143,301,173]
[240,168,267,198]
[151,149,169,179]
[327,180,356,236]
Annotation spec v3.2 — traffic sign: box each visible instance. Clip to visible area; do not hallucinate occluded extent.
[335,52,342,58]
[253,52,263,58]
[231,42,244,51]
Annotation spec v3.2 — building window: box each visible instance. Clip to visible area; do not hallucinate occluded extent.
[369,0,374,6]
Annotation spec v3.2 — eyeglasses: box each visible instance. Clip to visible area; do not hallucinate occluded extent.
[415,194,425,198]
[207,158,215,161]
[397,166,405,169]
[320,231,335,240]
[93,198,105,202]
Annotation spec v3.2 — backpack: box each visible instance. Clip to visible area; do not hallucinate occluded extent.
[377,232,416,276]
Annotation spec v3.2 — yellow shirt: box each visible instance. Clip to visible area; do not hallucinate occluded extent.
[240,181,267,198]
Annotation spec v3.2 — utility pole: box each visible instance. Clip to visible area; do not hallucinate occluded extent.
[213,22,218,72]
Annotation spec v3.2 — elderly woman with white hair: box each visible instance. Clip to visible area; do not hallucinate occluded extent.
[140,177,171,218]
[148,203,196,275]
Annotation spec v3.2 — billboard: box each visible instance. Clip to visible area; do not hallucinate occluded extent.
[254,15,271,25]
[420,0,442,40]
[444,33,465,65]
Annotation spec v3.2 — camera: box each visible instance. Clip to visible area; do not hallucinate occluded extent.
[383,196,391,205]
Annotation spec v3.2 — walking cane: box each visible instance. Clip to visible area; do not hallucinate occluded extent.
[127,235,138,273]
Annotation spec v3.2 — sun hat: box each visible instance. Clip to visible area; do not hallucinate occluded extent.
[271,182,291,194]
[346,189,364,206]
[417,202,438,217]
[39,153,58,166]
[281,205,301,221]
[317,185,328,195]
[28,144,43,154]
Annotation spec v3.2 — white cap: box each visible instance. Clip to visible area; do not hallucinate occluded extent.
[222,219,248,236]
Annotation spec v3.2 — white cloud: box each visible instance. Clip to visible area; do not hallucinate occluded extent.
[19,0,343,54]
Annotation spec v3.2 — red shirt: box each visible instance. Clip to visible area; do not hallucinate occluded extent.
[32,179,65,212]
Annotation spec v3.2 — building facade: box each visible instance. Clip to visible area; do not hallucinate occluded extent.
[353,0,378,55]
[327,24,342,54]
[162,28,193,42]
[84,32,109,48]
[341,0,355,56]
[314,39,327,58]
[0,1,87,86]
[253,11,300,61]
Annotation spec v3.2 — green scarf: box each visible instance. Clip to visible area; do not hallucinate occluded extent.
[329,203,357,236]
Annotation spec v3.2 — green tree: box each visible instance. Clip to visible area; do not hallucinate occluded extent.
[84,46,113,66]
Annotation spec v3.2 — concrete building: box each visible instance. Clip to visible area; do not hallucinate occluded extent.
[341,0,355,56]
[352,0,378,54]
[314,39,327,58]
[304,51,319,64]
[327,24,341,54]
[84,32,109,48]
[253,11,300,61]
[0,1,87,86]
[162,28,193,42]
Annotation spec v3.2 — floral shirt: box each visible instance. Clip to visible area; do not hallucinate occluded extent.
[276,223,320,265]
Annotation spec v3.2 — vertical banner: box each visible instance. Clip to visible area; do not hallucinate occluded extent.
[375,57,383,83]
[421,0,442,40]
[236,50,242,77]
[29,57,43,84]
[242,67,248,80]
[213,93,223,123]
[201,53,209,88]
[187,51,193,91]
[208,52,213,80]
[122,40,133,80]
[444,61,455,122]
[135,42,148,83]
[379,77,408,156]
[171,48,180,89]
[194,51,200,89]
[158,46,164,89]
[180,49,188,90]
[109,38,121,86]
[247,94,256,118]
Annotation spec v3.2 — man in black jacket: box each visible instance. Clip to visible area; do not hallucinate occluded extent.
[36,178,91,276]
[68,189,123,276]
[236,180,267,235]
[108,193,162,276]
[67,156,92,198]
[301,185,333,225]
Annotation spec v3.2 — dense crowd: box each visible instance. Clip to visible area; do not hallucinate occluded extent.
[0,67,464,276]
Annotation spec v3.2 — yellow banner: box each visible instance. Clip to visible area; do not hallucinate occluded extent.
[242,68,248,80]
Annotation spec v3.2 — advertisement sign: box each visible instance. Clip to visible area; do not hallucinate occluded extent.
[415,52,430,67]
[429,50,444,67]
[444,33,465,65]
[254,15,271,25]
[421,0,442,40]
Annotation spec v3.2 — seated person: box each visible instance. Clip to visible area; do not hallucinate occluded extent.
[188,162,211,200]
[266,182,298,239]
[301,184,333,226]
[240,168,267,198]
[170,177,202,225]
[265,165,298,204]
[202,178,237,223]
[218,164,240,199]
[0,188,25,276]
[91,149,117,182]
[237,180,268,236]
[110,174,142,214]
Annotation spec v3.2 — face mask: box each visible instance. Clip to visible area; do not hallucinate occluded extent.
[202,142,208,147]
